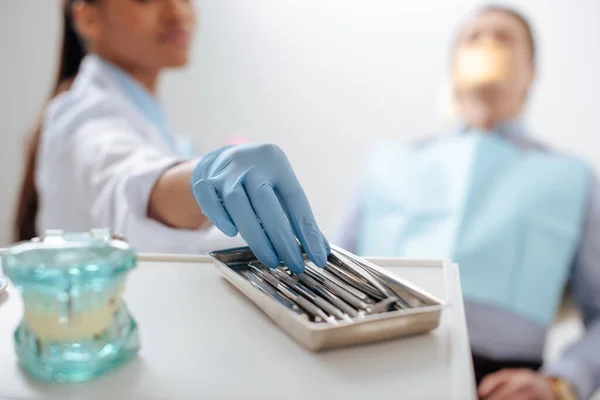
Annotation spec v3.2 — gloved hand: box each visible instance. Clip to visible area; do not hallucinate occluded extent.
[191,144,330,273]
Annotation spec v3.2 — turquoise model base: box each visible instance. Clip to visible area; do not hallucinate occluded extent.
[14,304,139,383]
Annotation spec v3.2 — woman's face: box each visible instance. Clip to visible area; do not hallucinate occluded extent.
[74,0,198,70]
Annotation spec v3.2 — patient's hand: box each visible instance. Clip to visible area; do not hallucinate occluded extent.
[478,369,558,400]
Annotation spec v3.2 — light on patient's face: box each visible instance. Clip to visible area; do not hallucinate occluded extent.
[453,37,512,91]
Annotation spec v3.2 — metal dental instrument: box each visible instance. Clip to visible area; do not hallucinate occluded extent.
[304,262,372,311]
[325,260,384,300]
[331,252,411,309]
[294,272,360,318]
[269,268,354,320]
[250,264,349,321]
[249,266,336,324]
[329,251,411,309]
[241,271,312,321]
[335,252,424,309]
[304,263,375,304]
[368,297,399,314]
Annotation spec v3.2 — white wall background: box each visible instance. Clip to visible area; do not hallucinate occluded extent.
[0,0,599,246]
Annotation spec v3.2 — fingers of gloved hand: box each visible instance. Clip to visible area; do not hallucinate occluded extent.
[222,185,280,268]
[191,180,238,237]
[248,183,305,274]
[277,184,327,267]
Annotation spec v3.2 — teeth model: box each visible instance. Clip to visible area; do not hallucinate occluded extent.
[23,284,125,342]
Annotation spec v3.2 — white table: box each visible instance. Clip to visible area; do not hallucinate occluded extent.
[0,255,476,400]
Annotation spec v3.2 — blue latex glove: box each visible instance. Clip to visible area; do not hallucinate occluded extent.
[191,144,330,273]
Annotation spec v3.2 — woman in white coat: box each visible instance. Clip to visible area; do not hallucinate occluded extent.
[13,0,329,273]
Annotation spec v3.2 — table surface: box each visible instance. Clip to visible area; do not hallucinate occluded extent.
[0,255,476,400]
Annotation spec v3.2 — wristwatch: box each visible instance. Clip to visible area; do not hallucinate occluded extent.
[549,377,579,400]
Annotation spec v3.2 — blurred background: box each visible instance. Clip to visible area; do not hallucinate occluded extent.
[0,0,599,246]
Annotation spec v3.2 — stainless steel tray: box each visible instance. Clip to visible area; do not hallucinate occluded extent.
[209,245,445,351]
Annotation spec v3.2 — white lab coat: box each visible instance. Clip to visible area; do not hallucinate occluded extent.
[36,55,244,253]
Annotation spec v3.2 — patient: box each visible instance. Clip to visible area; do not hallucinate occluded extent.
[338,5,600,400]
